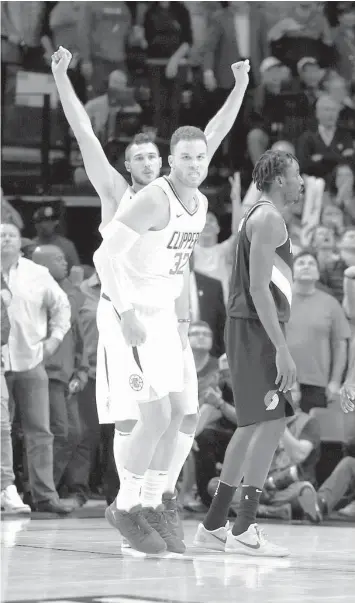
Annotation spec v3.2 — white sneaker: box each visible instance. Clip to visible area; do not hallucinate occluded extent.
[225,524,289,557]
[193,522,230,551]
[1,485,31,514]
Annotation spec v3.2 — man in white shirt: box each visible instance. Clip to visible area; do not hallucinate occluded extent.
[1,222,72,514]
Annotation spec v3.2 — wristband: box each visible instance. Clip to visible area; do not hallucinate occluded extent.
[178,318,191,323]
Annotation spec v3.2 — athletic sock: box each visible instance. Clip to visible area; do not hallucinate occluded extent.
[141,469,168,509]
[113,430,131,479]
[115,469,144,511]
[231,485,262,536]
[164,431,194,495]
[203,480,236,531]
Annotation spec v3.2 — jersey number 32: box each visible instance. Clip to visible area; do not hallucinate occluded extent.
[170,252,190,275]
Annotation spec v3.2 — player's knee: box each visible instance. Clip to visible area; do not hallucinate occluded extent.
[180,412,199,435]
[115,420,136,433]
[139,397,172,435]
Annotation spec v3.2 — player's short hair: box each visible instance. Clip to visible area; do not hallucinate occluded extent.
[125,132,160,161]
[0,221,21,234]
[252,150,298,192]
[293,249,320,270]
[170,126,207,153]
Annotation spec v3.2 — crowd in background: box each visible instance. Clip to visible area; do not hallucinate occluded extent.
[1,1,355,521]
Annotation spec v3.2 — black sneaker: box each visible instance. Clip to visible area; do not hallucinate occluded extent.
[143,505,186,554]
[162,491,184,541]
[105,503,167,554]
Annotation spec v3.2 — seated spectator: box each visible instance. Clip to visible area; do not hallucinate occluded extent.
[259,387,321,520]
[1,222,71,514]
[183,325,237,508]
[320,228,355,303]
[245,57,296,165]
[32,245,89,506]
[144,1,192,138]
[267,2,335,73]
[296,57,323,109]
[321,72,355,138]
[85,70,142,145]
[286,250,350,413]
[193,173,243,304]
[32,205,80,271]
[314,456,355,521]
[323,163,355,227]
[190,256,226,358]
[297,94,355,179]
[1,276,31,514]
[77,1,132,97]
[331,1,355,84]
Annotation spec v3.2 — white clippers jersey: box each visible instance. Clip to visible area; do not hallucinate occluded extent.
[119,176,207,308]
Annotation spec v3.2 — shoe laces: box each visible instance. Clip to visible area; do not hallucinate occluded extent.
[254,524,268,545]
[123,507,152,537]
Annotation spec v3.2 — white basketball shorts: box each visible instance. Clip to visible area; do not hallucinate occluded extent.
[96,295,198,424]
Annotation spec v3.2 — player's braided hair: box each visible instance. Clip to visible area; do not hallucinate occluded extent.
[252,150,298,192]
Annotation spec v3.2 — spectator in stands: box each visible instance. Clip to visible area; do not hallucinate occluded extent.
[323,163,355,227]
[332,2,355,84]
[78,1,132,97]
[58,270,103,506]
[314,456,355,521]
[245,57,294,165]
[193,173,243,304]
[287,250,350,413]
[0,189,23,231]
[1,1,49,71]
[32,205,80,271]
[193,343,237,508]
[85,70,142,145]
[1,222,71,514]
[321,72,355,138]
[260,387,321,520]
[297,94,355,179]
[1,276,31,514]
[32,245,89,504]
[296,56,323,109]
[144,1,192,138]
[267,1,334,73]
[190,256,226,359]
[311,224,337,273]
[320,228,355,304]
[41,2,85,102]
[202,1,268,93]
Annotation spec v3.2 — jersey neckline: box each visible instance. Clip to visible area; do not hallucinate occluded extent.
[163,176,200,216]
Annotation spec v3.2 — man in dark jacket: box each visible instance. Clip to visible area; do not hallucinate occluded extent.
[32,245,89,494]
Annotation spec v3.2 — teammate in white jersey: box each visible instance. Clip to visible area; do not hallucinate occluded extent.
[52,46,250,555]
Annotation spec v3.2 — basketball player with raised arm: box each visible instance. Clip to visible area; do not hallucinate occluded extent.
[52,46,250,555]
[194,150,303,557]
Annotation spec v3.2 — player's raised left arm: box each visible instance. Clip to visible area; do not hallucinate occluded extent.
[204,60,250,164]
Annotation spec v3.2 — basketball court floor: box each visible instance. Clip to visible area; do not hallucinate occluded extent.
[1,517,354,603]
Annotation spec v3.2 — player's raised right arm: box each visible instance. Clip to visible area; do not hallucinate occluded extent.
[51,47,127,224]
[248,209,297,393]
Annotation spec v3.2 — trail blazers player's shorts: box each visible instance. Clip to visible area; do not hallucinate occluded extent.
[225,317,294,427]
[96,294,198,424]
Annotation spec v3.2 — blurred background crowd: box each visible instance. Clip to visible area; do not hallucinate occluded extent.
[1,1,355,523]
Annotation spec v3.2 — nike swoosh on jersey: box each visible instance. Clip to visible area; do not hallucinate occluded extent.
[176,213,184,218]
[235,539,261,549]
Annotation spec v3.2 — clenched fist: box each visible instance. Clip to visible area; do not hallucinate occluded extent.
[231,60,250,89]
[51,46,72,77]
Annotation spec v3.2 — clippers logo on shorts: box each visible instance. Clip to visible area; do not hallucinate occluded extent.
[264,390,280,411]
[129,374,143,391]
